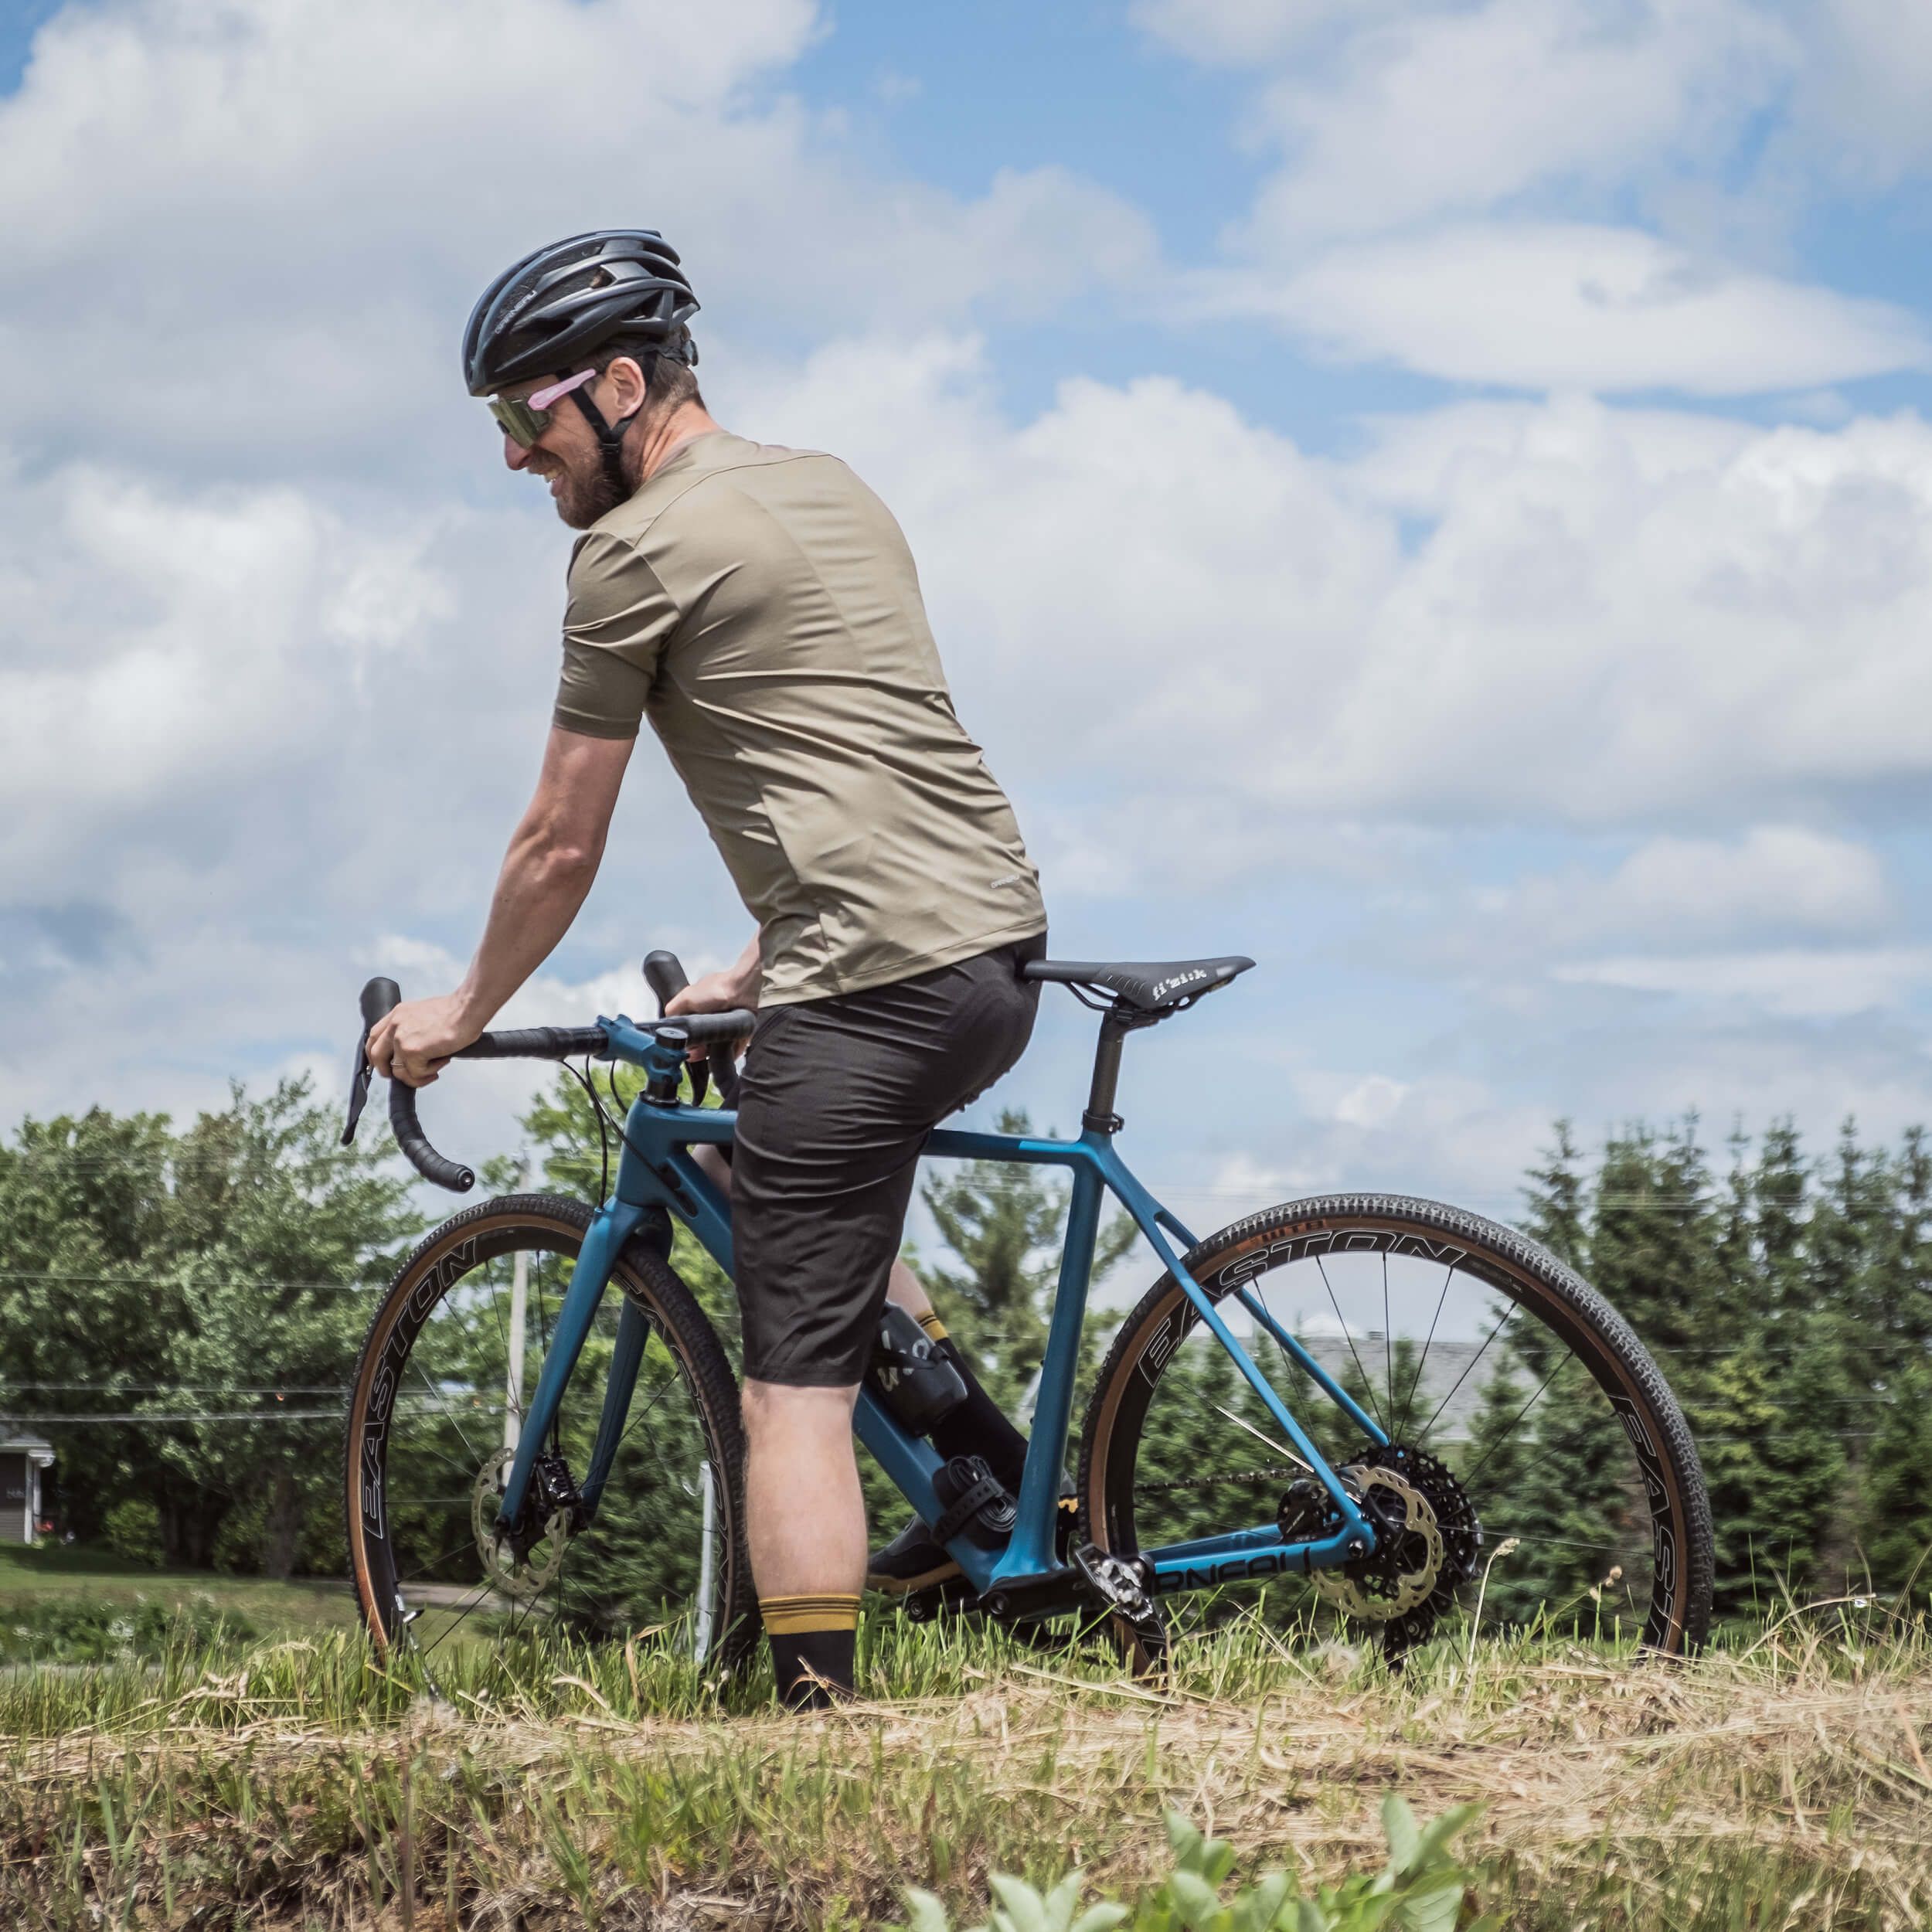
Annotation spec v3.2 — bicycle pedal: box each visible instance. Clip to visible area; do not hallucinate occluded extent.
[1070,1541,1155,1621]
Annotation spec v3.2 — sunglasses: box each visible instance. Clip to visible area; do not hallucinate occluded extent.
[488,368,597,447]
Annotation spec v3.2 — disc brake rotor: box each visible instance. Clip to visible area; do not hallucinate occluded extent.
[473,1446,571,1600]
[1314,1464,1444,1623]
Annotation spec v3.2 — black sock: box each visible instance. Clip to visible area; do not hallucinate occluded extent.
[919,1314,1030,1497]
[761,1594,859,1709]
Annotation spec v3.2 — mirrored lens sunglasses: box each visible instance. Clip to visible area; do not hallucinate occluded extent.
[488,368,597,447]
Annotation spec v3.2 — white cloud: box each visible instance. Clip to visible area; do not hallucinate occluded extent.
[749,341,1932,832]
[1438,826,1894,968]
[1129,0,1369,64]
[1794,0,1932,182]
[1596,827,1888,940]
[0,0,1154,473]
[1196,1073,1555,1220]
[1208,222,1927,395]
[1555,945,1932,1019]
[1234,0,1792,243]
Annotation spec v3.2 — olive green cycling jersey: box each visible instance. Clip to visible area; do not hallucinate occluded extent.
[553,430,1046,1005]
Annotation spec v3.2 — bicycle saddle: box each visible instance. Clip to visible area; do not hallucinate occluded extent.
[1023,954,1255,1015]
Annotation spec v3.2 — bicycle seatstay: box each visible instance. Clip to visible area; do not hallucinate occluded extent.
[498,1012,1381,1589]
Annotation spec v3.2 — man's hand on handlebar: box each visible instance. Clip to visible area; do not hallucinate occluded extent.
[366,992,485,1087]
[663,934,760,1063]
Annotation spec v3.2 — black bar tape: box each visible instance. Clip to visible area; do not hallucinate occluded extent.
[387,1080,475,1194]
[455,1026,610,1061]
[665,1009,757,1044]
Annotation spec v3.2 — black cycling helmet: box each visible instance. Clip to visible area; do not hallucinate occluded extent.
[464,230,700,496]
[463,229,699,396]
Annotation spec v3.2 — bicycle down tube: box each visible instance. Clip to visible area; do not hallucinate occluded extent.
[494,1013,1383,1592]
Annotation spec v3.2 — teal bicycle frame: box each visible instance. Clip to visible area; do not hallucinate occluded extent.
[496,1014,1384,1597]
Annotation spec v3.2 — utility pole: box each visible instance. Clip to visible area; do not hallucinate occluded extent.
[504,1158,530,1451]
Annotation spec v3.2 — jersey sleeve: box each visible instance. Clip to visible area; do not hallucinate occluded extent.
[552,530,681,740]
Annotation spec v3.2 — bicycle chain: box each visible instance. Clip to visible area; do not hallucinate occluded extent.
[1138,1464,1305,1495]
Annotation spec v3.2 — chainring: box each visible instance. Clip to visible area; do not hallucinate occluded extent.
[1278,1442,1481,1662]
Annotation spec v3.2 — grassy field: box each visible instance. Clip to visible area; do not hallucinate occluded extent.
[0,1543,358,1637]
[1,1596,1928,1930]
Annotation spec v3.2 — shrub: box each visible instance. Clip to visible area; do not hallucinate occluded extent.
[101,1498,165,1569]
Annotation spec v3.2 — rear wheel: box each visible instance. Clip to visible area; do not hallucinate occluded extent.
[1080,1194,1713,1668]
[343,1193,757,1676]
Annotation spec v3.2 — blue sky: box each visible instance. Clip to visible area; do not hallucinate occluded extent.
[3,0,1932,1237]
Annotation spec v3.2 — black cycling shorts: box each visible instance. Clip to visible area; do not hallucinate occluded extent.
[732,935,1046,1386]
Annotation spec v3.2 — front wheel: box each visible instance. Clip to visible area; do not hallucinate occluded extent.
[343,1193,757,1676]
[1080,1194,1713,1666]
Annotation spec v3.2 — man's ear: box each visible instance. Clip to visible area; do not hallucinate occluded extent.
[603,355,649,416]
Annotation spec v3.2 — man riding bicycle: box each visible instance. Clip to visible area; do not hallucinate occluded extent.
[363,230,1045,1706]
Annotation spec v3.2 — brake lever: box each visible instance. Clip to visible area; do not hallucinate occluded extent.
[342,1026,374,1145]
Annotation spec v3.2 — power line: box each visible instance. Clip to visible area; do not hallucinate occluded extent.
[5,1411,345,1426]
[0,1382,348,1395]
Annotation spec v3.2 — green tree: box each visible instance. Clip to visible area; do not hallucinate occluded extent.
[0,1080,416,1572]
[1859,1356,1932,1600]
[158,1082,418,1576]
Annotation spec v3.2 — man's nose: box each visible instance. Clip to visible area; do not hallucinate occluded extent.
[504,433,532,471]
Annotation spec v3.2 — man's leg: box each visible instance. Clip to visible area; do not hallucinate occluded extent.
[740,1379,864,1708]
[721,944,1044,1698]
[696,1146,1029,1495]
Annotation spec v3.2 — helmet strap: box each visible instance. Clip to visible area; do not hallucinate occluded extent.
[569,369,654,499]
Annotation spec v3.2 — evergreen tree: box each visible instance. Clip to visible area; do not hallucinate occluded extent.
[1859,1356,1932,1600]
[1522,1121,1587,1270]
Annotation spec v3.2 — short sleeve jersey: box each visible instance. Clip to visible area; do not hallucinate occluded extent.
[555,431,1046,1006]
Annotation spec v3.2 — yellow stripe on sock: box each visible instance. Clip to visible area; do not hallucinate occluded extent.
[760,1593,862,1636]
[916,1311,948,1342]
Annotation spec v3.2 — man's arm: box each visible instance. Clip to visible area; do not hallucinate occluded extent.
[368,726,634,1086]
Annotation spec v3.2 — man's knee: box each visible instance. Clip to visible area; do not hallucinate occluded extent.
[741,1378,858,1449]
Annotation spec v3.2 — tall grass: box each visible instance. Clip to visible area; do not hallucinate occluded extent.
[2,1600,1929,1928]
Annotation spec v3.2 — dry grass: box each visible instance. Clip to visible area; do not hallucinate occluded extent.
[2,1610,1929,1928]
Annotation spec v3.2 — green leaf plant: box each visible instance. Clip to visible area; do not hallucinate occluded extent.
[895,1799,1494,1932]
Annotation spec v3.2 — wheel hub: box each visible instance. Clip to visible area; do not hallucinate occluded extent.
[1315,1464,1444,1621]
[473,1446,572,1600]
[1278,1442,1481,1661]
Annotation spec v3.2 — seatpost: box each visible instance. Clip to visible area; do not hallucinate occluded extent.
[1083,1013,1130,1134]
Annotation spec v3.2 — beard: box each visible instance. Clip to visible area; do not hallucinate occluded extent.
[544,454,626,531]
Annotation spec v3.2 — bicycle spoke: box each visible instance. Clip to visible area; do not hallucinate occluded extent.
[1382,1250,1393,1433]
[420,1577,502,1657]
[1315,1253,1383,1433]
[1460,1352,1577,1488]
[395,1532,486,1589]
[1419,1299,1516,1441]
[1395,1260,1454,1440]
[414,1361,484,1467]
